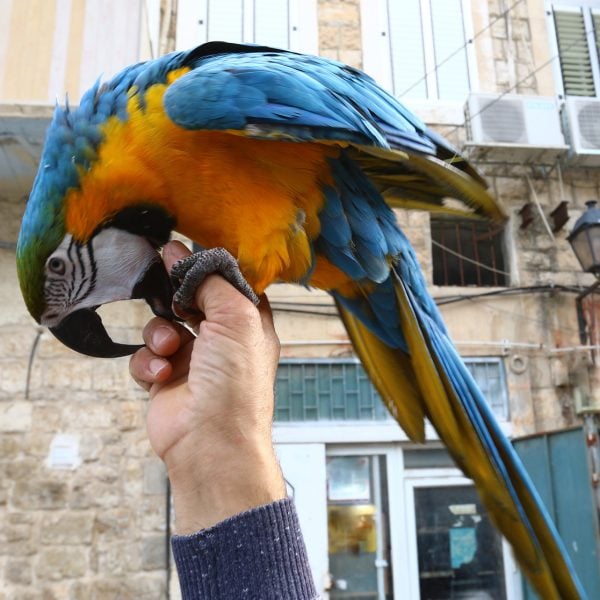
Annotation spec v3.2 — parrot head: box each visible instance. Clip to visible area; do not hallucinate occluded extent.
[16,104,176,358]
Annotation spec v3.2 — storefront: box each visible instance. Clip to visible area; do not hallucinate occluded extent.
[274,359,520,600]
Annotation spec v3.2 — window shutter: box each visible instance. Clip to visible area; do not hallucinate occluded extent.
[207,0,244,43]
[253,0,290,48]
[593,10,600,63]
[554,8,596,96]
[387,0,427,98]
[430,0,470,100]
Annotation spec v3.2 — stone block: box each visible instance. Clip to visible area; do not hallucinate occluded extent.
[494,59,512,86]
[91,360,131,392]
[5,558,32,585]
[494,176,528,201]
[319,24,341,49]
[0,328,38,358]
[5,457,38,481]
[0,433,21,458]
[319,2,359,25]
[511,18,531,41]
[337,25,361,50]
[94,508,135,539]
[36,547,88,580]
[12,480,68,510]
[79,433,103,462]
[40,512,94,545]
[490,17,507,39]
[31,404,62,432]
[141,534,167,570]
[117,400,143,432]
[63,404,113,429]
[338,49,361,69]
[93,540,142,575]
[41,359,93,391]
[0,402,31,432]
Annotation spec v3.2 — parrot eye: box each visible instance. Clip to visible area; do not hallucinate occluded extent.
[48,257,66,275]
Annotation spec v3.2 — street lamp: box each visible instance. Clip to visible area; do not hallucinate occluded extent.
[568,200,600,275]
[568,200,600,344]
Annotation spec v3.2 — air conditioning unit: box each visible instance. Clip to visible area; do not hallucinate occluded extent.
[564,97,600,166]
[464,93,568,163]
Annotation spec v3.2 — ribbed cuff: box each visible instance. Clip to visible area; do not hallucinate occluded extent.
[171,497,318,599]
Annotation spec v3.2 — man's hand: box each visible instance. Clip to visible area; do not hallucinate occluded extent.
[130,241,286,534]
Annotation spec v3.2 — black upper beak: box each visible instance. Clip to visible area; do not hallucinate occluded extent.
[49,257,177,358]
[50,308,144,358]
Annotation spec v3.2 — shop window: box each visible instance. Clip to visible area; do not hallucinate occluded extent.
[361,0,473,100]
[327,455,393,598]
[549,2,600,97]
[431,217,508,287]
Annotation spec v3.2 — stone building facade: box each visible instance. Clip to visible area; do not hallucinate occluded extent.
[0,0,598,598]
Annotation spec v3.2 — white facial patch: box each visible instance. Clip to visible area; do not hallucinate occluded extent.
[41,229,160,327]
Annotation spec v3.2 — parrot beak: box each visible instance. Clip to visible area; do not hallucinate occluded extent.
[48,253,177,358]
[50,308,144,358]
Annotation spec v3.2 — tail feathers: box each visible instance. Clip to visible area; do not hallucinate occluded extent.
[351,146,506,222]
[391,270,587,600]
[335,299,426,442]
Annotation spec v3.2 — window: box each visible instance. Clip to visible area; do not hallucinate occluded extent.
[431,217,508,287]
[176,0,318,54]
[361,0,473,101]
[275,357,508,423]
[275,360,392,422]
[464,358,509,421]
[549,1,600,97]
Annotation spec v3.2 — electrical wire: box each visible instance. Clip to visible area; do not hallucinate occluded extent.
[271,284,588,337]
[445,21,598,137]
[398,0,526,98]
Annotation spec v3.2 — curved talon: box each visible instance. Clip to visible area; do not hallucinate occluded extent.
[171,247,259,315]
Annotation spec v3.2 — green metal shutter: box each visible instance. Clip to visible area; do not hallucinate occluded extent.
[554,8,596,96]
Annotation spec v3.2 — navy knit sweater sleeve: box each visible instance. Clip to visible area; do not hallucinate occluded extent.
[171,498,318,599]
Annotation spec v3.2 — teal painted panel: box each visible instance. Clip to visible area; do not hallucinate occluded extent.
[514,428,600,599]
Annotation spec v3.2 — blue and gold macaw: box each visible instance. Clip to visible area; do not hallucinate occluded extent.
[16,42,585,598]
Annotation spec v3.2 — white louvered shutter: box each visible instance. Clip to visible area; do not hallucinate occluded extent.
[363,0,472,101]
[176,0,317,54]
[387,0,427,99]
[430,0,470,100]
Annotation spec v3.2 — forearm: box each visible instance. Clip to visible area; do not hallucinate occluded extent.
[167,435,287,533]
[171,498,318,600]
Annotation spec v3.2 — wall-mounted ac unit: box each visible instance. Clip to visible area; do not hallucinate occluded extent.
[564,97,600,166]
[464,93,568,163]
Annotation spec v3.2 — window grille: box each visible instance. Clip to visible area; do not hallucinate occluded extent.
[275,360,391,422]
[275,358,509,423]
[431,218,507,287]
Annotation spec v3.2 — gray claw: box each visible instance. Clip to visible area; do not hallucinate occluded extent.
[171,247,259,315]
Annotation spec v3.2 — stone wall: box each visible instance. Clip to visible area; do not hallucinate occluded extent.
[0,0,596,597]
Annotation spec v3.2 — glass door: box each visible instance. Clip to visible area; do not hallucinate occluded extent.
[410,484,507,600]
[326,454,393,600]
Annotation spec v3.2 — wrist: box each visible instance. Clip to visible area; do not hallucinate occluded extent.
[166,436,287,534]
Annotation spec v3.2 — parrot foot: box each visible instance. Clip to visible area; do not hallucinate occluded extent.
[170,247,259,315]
